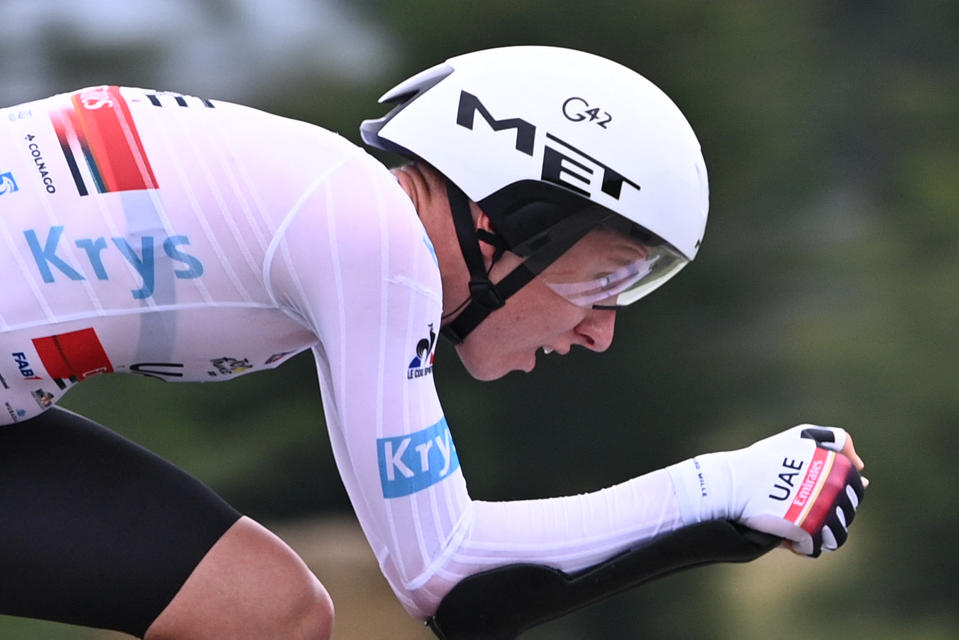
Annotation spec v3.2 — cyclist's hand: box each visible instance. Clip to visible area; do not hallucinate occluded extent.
[668,424,866,558]
[736,425,866,557]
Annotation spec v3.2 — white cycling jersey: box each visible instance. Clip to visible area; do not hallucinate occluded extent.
[0,87,683,618]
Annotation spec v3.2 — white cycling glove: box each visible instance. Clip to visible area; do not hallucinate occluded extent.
[667,425,865,557]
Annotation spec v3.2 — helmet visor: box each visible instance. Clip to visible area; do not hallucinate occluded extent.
[543,239,688,309]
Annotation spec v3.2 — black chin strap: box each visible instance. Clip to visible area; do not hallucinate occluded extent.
[440,181,505,345]
[440,181,610,344]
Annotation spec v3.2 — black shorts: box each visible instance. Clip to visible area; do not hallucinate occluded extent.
[0,407,241,637]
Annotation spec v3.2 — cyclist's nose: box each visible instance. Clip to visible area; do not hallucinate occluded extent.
[575,308,616,352]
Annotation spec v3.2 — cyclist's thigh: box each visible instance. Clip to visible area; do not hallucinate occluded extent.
[0,406,241,637]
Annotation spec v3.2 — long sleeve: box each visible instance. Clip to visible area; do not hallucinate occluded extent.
[265,151,684,619]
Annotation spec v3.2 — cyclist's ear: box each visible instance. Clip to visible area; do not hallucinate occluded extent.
[473,209,508,267]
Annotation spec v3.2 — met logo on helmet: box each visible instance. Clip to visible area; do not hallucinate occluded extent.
[455,90,640,202]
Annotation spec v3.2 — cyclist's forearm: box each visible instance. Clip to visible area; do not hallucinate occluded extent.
[410,467,685,613]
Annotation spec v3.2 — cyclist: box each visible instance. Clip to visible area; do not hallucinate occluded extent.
[0,46,865,639]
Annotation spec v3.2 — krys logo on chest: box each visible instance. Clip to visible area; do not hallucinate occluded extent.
[22,225,204,299]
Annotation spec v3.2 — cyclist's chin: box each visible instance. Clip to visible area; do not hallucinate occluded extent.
[454,346,517,382]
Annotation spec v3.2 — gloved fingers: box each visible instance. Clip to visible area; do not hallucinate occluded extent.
[735,424,867,560]
[792,450,862,557]
[822,509,849,551]
[798,425,865,471]
[782,534,815,557]
[838,472,864,528]
[807,527,823,558]
[811,464,862,555]
[847,484,860,510]
[836,485,857,528]
[847,464,866,504]
[821,525,838,551]
[840,432,865,471]
[799,425,846,453]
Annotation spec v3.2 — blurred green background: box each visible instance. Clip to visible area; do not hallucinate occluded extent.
[1,0,956,638]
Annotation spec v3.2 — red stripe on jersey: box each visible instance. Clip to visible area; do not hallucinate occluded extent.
[71,86,158,192]
[33,328,114,381]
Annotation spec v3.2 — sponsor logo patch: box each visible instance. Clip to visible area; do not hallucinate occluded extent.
[209,357,252,376]
[31,388,55,409]
[377,417,460,498]
[456,90,640,204]
[141,91,215,110]
[0,171,19,195]
[128,362,184,380]
[23,134,57,193]
[11,352,42,380]
[4,402,26,422]
[265,351,294,366]
[50,85,158,197]
[23,226,204,299]
[6,109,32,122]
[32,327,114,389]
[784,448,835,526]
[407,323,436,380]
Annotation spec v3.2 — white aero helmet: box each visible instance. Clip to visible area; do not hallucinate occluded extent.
[361,46,709,342]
